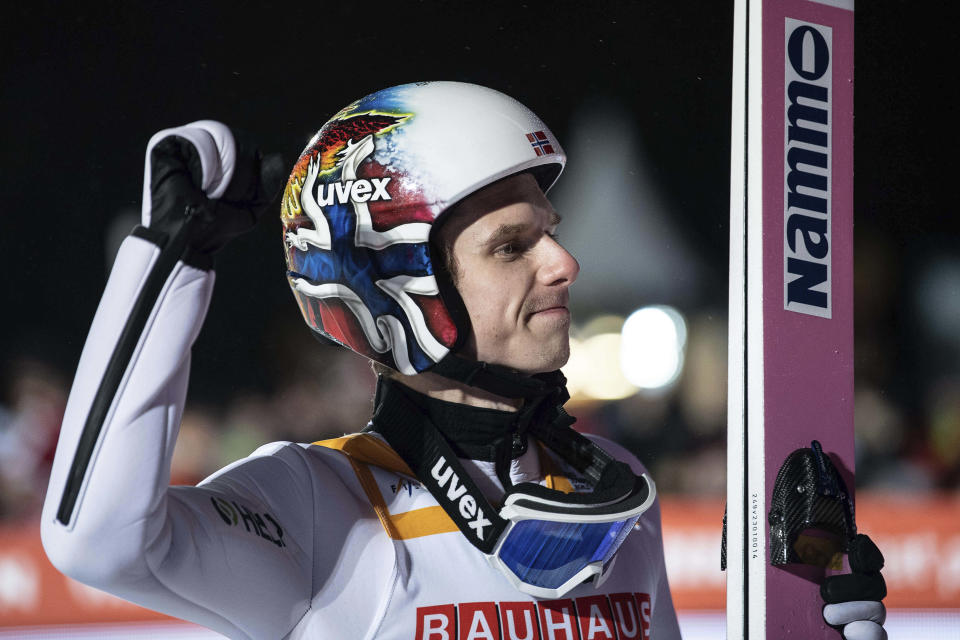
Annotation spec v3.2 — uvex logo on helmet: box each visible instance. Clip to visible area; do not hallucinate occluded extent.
[288,112,406,208]
[314,176,392,205]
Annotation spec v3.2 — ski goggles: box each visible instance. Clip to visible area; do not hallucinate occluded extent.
[488,473,656,598]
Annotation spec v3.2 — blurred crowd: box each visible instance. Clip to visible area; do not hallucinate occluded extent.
[0,344,378,522]
[2,291,957,524]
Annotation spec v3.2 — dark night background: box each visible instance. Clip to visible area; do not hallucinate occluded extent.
[1,2,956,482]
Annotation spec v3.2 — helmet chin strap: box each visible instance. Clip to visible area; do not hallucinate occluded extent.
[428,352,569,402]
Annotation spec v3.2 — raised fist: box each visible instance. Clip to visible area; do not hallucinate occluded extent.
[141,120,284,261]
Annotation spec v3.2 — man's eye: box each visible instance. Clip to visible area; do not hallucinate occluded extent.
[496,243,518,256]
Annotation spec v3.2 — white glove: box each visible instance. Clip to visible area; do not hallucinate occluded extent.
[141,120,284,260]
[821,534,887,640]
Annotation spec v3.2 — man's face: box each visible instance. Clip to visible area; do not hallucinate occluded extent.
[439,173,579,374]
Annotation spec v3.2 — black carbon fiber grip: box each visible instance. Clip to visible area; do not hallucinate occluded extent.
[768,441,856,566]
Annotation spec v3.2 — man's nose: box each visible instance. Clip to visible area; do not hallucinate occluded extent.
[540,236,580,286]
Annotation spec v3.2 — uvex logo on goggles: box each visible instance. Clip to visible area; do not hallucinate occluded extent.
[431,456,493,540]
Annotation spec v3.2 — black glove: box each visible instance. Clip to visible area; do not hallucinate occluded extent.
[141,120,284,264]
[821,534,887,640]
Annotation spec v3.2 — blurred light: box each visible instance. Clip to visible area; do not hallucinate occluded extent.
[915,256,960,346]
[564,329,639,402]
[582,333,639,400]
[581,314,627,337]
[678,312,728,436]
[620,306,687,390]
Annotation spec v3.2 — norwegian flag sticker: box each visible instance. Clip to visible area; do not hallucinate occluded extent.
[526,130,555,156]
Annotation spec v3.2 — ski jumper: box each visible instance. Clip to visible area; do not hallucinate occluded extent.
[41,236,681,639]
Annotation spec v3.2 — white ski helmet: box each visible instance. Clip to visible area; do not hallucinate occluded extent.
[281,81,566,385]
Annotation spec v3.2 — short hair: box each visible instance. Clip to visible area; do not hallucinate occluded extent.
[431,221,460,284]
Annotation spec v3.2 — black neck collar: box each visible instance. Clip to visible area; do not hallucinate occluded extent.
[371,376,556,462]
[428,354,569,401]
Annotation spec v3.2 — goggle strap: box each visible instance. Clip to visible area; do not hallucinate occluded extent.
[493,429,517,492]
[529,415,613,484]
[370,378,508,554]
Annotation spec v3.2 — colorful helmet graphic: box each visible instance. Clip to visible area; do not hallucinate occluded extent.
[281,81,566,375]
